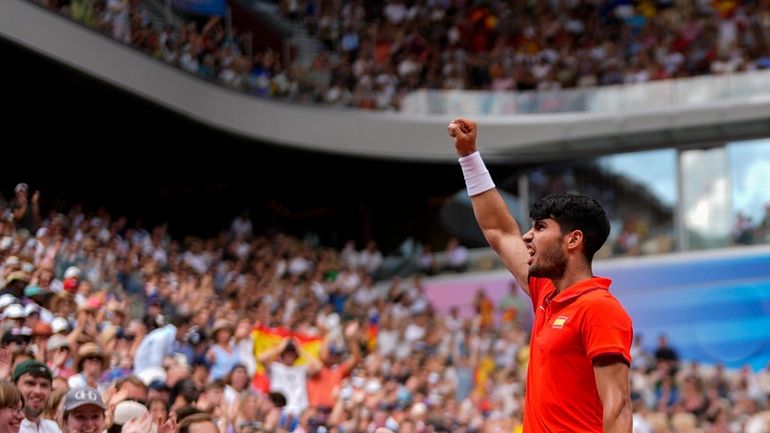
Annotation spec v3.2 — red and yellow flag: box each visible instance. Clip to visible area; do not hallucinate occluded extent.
[251,325,322,392]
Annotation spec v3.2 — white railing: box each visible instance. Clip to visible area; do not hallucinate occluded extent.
[402,70,770,115]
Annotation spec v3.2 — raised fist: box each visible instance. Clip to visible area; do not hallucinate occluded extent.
[447,118,478,157]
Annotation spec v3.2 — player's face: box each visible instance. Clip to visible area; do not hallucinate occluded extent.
[523,218,567,279]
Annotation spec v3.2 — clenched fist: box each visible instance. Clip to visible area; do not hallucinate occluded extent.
[447,118,478,157]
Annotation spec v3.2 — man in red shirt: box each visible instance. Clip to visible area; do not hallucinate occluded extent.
[448,118,633,433]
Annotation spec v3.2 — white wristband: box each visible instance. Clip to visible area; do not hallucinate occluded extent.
[459,151,495,196]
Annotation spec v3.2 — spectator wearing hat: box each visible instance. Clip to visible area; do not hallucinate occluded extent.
[22,288,54,325]
[0,379,25,433]
[61,269,80,285]
[29,323,52,361]
[206,320,240,382]
[2,274,30,300]
[45,335,73,380]
[12,360,60,433]
[60,387,105,433]
[48,319,70,338]
[21,308,42,338]
[1,258,21,284]
[1,305,28,336]
[67,343,108,392]
[49,296,75,327]
[9,184,40,236]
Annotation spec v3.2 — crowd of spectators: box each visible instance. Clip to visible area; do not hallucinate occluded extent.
[24,0,770,110]
[2,181,770,433]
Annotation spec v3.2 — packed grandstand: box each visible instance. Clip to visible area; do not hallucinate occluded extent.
[0,180,769,433]
[3,0,770,432]
[22,0,770,109]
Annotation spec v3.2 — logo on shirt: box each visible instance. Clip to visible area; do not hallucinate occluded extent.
[552,316,568,329]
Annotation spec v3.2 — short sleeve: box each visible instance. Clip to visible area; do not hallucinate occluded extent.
[580,295,633,364]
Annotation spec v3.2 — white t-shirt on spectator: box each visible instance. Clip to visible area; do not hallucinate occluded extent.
[20,419,61,433]
[269,363,308,416]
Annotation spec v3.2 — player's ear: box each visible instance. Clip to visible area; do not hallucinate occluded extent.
[566,230,583,251]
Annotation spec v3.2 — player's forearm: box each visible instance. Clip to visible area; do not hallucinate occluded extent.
[602,397,632,433]
[471,189,522,246]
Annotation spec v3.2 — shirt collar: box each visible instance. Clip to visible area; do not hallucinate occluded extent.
[548,276,612,304]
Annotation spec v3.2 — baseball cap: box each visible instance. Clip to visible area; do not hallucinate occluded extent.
[12,360,52,383]
[63,387,106,413]
[51,317,70,334]
[64,266,81,280]
[3,304,26,319]
[14,183,28,193]
[24,285,49,298]
[113,400,148,425]
[0,294,18,310]
[47,334,70,351]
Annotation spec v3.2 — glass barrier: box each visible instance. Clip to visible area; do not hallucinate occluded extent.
[402,70,770,115]
[525,149,677,259]
[728,138,770,246]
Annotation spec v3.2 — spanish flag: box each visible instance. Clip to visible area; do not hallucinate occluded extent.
[366,316,378,352]
[251,325,323,392]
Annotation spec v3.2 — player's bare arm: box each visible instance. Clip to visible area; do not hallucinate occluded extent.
[593,355,632,433]
[448,118,531,297]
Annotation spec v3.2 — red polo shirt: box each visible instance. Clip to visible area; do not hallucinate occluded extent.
[523,276,632,433]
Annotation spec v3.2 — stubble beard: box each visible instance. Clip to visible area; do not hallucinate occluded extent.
[529,242,568,280]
